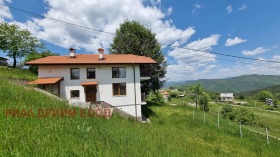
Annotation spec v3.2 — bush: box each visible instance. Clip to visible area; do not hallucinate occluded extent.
[198,93,211,112]
[235,108,255,125]
[169,91,179,98]
[273,99,279,108]
[266,106,275,111]
[221,105,255,125]
[257,90,274,102]
[147,92,165,104]
[221,105,235,120]
[238,95,245,99]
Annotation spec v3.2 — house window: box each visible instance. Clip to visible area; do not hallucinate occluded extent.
[112,67,126,78]
[70,68,80,80]
[113,83,126,96]
[70,90,80,98]
[87,68,96,79]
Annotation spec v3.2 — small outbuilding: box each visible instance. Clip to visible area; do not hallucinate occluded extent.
[0,57,8,66]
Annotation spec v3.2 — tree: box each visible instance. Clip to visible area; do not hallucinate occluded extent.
[198,93,211,111]
[25,50,59,74]
[257,90,274,102]
[0,22,43,67]
[169,91,179,98]
[190,84,204,110]
[110,20,167,93]
[147,92,165,104]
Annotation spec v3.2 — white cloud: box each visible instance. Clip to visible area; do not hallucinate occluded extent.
[242,47,270,56]
[166,34,220,81]
[167,7,173,15]
[3,0,196,53]
[238,4,247,11]
[150,0,161,6]
[226,5,233,14]
[192,4,202,13]
[0,0,13,22]
[225,37,247,46]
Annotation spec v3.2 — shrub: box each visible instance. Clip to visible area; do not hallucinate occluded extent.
[221,105,255,125]
[238,95,245,99]
[257,90,274,102]
[273,99,279,108]
[221,105,235,120]
[147,92,165,104]
[169,91,179,98]
[235,108,255,125]
[198,93,211,112]
[266,106,275,111]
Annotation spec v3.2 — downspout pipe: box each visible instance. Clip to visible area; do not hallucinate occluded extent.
[133,63,138,120]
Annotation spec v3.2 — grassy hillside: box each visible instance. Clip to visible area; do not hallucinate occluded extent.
[1,68,280,156]
[0,66,36,80]
[167,74,280,93]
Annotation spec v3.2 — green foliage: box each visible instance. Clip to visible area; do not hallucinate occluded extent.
[238,95,245,99]
[0,66,36,80]
[189,84,207,110]
[110,20,167,93]
[169,91,179,98]
[266,106,275,111]
[221,105,236,120]
[1,74,280,156]
[221,105,255,125]
[167,95,172,102]
[147,92,165,104]
[0,22,43,67]
[208,91,219,101]
[24,51,59,74]
[274,93,280,99]
[273,99,279,107]
[198,93,211,111]
[257,90,274,102]
[235,108,255,125]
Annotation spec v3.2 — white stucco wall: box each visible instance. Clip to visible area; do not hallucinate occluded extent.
[38,64,143,117]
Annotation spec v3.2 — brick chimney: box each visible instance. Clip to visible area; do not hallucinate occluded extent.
[69,48,76,58]
[98,48,105,60]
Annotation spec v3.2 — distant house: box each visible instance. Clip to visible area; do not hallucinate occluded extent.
[220,93,234,102]
[161,91,170,102]
[266,98,273,106]
[0,57,8,66]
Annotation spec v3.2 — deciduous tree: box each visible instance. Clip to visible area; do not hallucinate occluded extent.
[0,22,43,67]
[110,20,167,93]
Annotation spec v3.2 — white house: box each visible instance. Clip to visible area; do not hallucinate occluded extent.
[26,48,156,120]
[220,93,234,102]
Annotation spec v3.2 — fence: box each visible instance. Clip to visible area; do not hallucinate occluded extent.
[191,110,280,145]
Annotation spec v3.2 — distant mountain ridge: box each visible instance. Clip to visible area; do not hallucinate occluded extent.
[165,74,280,93]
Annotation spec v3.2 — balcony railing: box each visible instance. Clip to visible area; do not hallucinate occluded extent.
[140,65,151,77]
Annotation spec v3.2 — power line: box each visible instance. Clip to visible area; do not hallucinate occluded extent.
[173,48,280,70]
[1,2,280,65]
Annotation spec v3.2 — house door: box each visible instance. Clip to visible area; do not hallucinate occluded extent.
[85,86,97,103]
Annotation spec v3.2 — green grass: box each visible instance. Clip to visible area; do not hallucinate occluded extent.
[1,68,280,156]
[0,66,36,80]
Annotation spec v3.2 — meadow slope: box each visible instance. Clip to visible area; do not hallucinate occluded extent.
[0,68,280,156]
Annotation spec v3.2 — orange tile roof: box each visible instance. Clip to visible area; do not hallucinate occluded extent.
[161,91,170,95]
[81,81,98,86]
[27,77,63,85]
[25,54,157,65]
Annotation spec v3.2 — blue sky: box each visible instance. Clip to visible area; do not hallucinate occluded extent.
[1,0,280,81]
